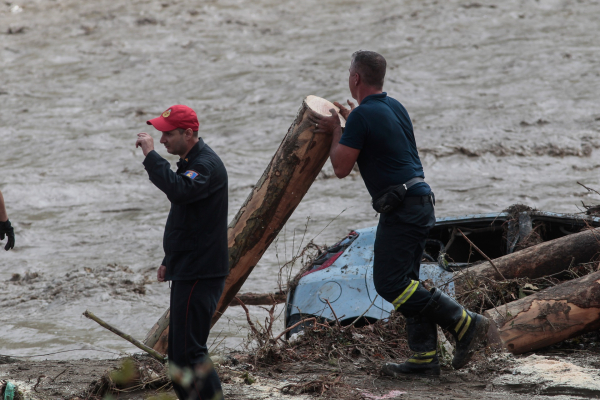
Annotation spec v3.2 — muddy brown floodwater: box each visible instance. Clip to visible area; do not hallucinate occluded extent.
[1,0,600,367]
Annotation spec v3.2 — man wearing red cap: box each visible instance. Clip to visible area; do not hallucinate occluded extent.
[136,104,228,400]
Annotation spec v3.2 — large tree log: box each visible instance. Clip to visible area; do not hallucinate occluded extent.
[484,270,600,354]
[144,96,345,353]
[456,227,600,292]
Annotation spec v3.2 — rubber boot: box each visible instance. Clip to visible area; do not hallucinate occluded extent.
[421,288,490,370]
[381,315,440,377]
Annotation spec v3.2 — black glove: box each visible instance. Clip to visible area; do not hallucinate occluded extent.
[0,219,15,251]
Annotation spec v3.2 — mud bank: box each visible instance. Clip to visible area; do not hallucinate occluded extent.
[4,310,600,400]
[3,349,600,400]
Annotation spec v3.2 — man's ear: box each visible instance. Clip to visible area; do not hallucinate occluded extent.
[184,128,194,140]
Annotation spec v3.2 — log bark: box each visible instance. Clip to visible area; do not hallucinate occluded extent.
[456,227,600,292]
[143,308,169,355]
[484,270,600,354]
[144,96,345,353]
[229,291,287,306]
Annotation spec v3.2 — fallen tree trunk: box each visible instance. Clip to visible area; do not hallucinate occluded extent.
[456,227,600,292]
[484,270,600,354]
[144,96,345,353]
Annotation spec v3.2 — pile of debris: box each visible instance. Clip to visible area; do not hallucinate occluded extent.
[230,206,600,397]
[83,355,170,399]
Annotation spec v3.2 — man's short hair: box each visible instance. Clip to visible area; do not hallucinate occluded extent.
[177,128,199,138]
[351,50,387,89]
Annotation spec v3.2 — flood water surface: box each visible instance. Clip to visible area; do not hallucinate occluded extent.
[1,0,600,358]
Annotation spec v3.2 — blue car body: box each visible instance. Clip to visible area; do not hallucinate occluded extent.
[285,211,600,329]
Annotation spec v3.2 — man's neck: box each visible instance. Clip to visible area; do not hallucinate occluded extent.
[180,138,200,159]
[357,87,383,105]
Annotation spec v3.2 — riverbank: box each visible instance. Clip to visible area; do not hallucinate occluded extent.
[3,320,600,400]
[3,350,600,399]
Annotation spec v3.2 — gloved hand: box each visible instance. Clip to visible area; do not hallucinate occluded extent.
[0,219,15,251]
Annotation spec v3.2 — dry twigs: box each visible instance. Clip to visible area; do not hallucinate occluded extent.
[244,306,410,369]
[282,373,343,395]
[325,299,341,326]
[348,295,378,328]
[273,317,317,343]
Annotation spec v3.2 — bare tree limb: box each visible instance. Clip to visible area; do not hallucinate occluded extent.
[83,310,165,363]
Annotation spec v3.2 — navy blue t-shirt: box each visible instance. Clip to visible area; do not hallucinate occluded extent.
[339,92,430,199]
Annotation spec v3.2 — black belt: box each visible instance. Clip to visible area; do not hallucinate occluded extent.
[402,194,434,207]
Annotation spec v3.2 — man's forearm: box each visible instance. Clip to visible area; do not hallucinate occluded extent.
[328,126,344,169]
[0,191,8,222]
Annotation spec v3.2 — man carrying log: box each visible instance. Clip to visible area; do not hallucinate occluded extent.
[0,189,15,251]
[136,105,227,399]
[310,51,489,376]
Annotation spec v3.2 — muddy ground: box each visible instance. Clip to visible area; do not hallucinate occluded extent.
[3,332,600,400]
[2,352,600,399]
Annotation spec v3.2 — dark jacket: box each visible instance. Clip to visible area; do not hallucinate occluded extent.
[143,139,229,280]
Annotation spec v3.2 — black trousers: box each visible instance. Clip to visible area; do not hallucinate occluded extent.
[168,277,226,400]
[373,197,436,317]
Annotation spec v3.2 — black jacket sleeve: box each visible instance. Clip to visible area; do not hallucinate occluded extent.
[142,150,221,205]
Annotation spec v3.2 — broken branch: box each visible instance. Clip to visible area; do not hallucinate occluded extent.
[274,318,317,343]
[325,299,341,326]
[83,310,165,363]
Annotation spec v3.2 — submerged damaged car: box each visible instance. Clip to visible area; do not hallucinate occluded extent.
[284,208,600,333]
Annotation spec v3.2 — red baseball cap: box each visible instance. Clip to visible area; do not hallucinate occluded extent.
[146,105,199,132]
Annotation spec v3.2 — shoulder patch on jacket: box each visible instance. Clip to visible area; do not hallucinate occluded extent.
[183,170,199,179]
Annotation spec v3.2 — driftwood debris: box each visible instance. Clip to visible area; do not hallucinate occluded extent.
[484,270,600,354]
[229,291,286,306]
[144,96,345,353]
[456,227,600,292]
[83,310,166,363]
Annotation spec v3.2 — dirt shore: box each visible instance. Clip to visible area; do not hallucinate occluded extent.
[3,336,600,400]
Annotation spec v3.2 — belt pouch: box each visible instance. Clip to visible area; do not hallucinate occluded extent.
[372,184,407,213]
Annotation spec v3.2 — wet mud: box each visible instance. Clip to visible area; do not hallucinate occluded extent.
[3,348,600,399]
